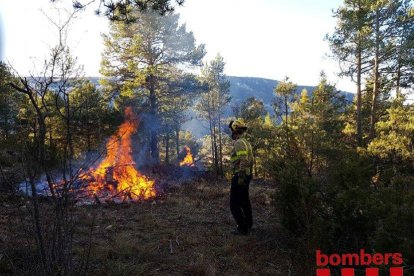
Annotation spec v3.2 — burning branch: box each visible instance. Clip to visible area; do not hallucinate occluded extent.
[179,146,195,167]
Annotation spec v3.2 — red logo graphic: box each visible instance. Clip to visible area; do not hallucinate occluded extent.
[316,250,404,275]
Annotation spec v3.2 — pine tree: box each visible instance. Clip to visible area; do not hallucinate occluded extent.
[327,0,372,146]
[101,9,205,163]
[290,73,346,176]
[65,0,186,21]
[69,79,109,155]
[158,71,202,163]
[389,0,414,96]
[367,0,404,139]
[274,77,297,154]
[329,0,414,143]
[367,96,414,187]
[196,54,230,177]
[0,62,21,141]
[368,97,414,162]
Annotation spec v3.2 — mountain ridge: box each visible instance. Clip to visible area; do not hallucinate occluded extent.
[87,75,354,106]
[86,76,355,138]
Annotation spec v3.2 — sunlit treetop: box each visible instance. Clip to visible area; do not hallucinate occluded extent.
[53,0,184,21]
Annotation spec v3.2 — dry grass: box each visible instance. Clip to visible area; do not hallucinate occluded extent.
[0,179,289,275]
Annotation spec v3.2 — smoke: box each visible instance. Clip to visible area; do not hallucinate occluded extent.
[139,112,161,133]
[133,112,161,166]
[131,132,151,167]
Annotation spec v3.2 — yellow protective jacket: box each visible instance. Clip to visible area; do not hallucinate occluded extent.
[230,137,253,175]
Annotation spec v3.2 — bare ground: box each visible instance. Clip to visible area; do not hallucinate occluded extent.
[0,179,290,275]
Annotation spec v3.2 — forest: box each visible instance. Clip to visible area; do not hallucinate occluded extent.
[0,0,413,275]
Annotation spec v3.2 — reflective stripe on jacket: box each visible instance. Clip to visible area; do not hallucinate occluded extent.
[231,137,253,175]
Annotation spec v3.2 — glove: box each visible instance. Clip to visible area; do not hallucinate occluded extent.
[237,171,247,186]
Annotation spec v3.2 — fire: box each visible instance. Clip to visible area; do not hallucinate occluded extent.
[180,146,195,167]
[80,107,156,201]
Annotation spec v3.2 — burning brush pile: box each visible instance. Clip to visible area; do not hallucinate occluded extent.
[78,107,156,203]
[20,107,205,204]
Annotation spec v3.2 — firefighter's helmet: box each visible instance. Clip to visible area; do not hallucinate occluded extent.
[229,119,247,132]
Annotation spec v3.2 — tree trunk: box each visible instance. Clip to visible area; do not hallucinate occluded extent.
[175,127,180,158]
[396,57,402,98]
[49,123,53,147]
[207,94,216,174]
[4,111,9,139]
[284,95,290,154]
[35,114,50,275]
[370,11,381,140]
[356,46,363,146]
[65,94,74,181]
[212,123,219,176]
[86,103,92,152]
[218,114,224,177]
[253,149,258,177]
[148,74,159,163]
[150,128,159,163]
[209,123,215,168]
[309,130,315,177]
[165,131,170,164]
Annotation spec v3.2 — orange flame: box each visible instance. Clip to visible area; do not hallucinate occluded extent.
[180,146,195,167]
[81,107,156,201]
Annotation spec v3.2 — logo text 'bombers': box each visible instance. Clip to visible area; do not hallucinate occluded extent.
[316,250,404,276]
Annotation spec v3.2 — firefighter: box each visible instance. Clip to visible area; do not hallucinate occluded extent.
[228,119,254,235]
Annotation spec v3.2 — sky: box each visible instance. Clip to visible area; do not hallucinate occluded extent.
[0,0,355,92]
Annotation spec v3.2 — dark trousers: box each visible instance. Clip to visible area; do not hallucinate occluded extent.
[230,174,253,232]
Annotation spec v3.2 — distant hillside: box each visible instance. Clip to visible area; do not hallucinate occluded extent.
[228,76,354,112]
[183,76,354,138]
[88,76,353,108]
[228,76,279,105]
[87,76,354,138]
